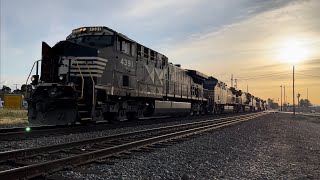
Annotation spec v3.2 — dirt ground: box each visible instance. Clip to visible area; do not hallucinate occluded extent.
[0,109,28,127]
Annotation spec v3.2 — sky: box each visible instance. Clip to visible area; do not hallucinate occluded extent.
[1,0,320,104]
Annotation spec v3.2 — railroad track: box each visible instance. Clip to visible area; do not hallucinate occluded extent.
[0,112,250,141]
[0,122,109,141]
[0,112,267,179]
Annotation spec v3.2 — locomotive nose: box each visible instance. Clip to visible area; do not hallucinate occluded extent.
[40,41,99,83]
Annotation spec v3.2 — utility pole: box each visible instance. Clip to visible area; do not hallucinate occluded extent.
[280,85,282,111]
[297,92,301,113]
[293,65,295,116]
[14,84,19,90]
[247,84,248,93]
[284,85,286,105]
[234,79,237,89]
[307,88,308,101]
[231,74,233,88]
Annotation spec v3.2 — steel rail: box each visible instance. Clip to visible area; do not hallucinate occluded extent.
[0,113,266,179]
[0,123,108,141]
[0,112,264,162]
[0,112,253,141]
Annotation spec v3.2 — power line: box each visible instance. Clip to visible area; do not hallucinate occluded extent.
[237,71,290,79]
[296,72,320,79]
[239,73,290,81]
[236,71,320,81]
[216,70,319,84]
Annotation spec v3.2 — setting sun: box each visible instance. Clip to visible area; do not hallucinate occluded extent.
[277,39,310,65]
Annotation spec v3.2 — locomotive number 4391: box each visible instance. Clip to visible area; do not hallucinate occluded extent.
[120,58,134,68]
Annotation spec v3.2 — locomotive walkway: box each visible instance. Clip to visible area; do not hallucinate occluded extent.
[0,112,266,179]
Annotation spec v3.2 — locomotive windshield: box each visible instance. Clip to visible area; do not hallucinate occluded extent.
[69,35,114,48]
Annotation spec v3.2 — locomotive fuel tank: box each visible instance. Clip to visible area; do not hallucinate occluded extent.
[153,100,191,116]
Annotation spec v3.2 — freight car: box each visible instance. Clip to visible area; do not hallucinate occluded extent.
[27,26,264,125]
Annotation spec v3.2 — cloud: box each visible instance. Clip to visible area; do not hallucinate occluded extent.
[0,81,8,86]
[123,0,200,18]
[152,0,320,103]
[1,0,319,103]
[303,58,320,66]
[160,0,320,74]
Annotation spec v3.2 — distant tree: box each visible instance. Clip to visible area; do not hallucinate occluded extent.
[271,102,279,109]
[12,89,21,94]
[268,98,279,109]
[299,99,311,107]
[1,85,11,93]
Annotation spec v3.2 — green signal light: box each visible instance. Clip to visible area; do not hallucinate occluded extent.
[26,127,31,132]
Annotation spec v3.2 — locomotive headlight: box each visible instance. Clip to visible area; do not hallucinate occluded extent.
[30,75,39,85]
[59,74,66,82]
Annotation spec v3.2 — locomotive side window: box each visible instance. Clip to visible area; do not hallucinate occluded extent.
[162,57,167,66]
[157,53,162,61]
[121,40,131,54]
[144,47,149,59]
[131,44,136,57]
[137,45,142,56]
[69,35,113,48]
[123,75,129,86]
[150,50,155,61]
[117,38,121,51]
[117,36,133,56]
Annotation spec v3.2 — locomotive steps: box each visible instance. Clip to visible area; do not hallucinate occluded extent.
[0,112,267,179]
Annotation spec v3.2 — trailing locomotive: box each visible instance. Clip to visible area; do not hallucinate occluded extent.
[27,26,266,125]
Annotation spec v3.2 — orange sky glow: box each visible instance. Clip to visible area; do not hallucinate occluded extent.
[162,1,320,105]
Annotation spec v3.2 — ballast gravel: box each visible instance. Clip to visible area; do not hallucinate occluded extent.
[54,113,320,179]
[0,115,234,151]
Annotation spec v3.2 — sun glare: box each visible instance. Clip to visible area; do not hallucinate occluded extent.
[277,39,310,65]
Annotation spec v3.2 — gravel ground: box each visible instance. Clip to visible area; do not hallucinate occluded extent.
[52,113,320,179]
[0,114,236,151]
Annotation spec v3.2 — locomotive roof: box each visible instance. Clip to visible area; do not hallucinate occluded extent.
[66,26,167,58]
[186,69,209,80]
[66,26,136,43]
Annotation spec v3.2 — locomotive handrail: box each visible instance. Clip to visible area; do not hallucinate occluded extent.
[75,60,84,99]
[25,59,41,97]
[85,62,96,112]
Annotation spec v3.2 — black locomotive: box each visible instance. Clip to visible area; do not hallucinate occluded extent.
[27,26,266,125]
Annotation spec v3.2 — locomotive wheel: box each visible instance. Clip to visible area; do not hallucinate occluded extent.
[79,120,95,125]
[126,112,139,121]
[104,112,120,124]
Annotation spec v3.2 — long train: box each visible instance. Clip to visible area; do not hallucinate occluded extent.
[27,26,267,125]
